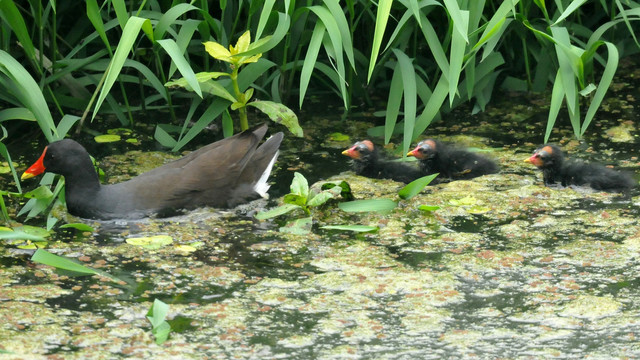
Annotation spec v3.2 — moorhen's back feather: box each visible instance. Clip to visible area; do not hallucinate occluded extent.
[342,140,422,184]
[407,139,498,179]
[525,144,635,192]
[21,124,283,220]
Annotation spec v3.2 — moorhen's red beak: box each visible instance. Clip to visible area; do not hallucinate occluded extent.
[342,146,360,159]
[21,146,48,180]
[524,154,543,167]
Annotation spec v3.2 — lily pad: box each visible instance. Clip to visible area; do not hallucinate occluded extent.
[94,134,121,143]
[126,235,173,249]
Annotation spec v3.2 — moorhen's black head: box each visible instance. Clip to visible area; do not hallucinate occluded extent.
[407,139,438,160]
[21,139,96,180]
[342,140,377,162]
[524,144,564,170]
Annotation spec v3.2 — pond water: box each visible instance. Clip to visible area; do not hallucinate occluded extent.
[2,63,640,358]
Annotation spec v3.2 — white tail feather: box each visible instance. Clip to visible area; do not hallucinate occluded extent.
[253,150,279,198]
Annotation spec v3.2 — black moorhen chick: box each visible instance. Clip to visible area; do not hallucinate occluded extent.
[342,140,423,183]
[524,143,635,192]
[407,139,498,179]
[21,124,284,220]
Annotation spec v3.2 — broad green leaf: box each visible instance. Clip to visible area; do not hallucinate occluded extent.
[0,229,47,242]
[31,249,122,282]
[283,193,308,207]
[290,172,309,199]
[204,41,232,62]
[60,223,95,232]
[307,191,334,207]
[339,199,398,213]
[320,225,378,233]
[147,299,171,345]
[255,203,300,220]
[247,101,302,137]
[418,205,441,212]
[398,174,439,200]
[94,134,121,143]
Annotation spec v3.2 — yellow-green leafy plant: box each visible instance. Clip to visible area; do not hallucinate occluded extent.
[167,31,302,137]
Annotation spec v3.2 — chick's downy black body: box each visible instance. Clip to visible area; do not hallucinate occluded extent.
[342,140,422,184]
[407,139,498,179]
[525,144,635,192]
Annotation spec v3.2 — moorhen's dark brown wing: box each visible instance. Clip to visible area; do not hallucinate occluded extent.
[21,124,283,220]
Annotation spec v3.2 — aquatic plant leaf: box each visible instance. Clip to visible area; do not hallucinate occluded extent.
[320,225,378,233]
[449,196,477,206]
[247,100,303,137]
[339,199,397,213]
[279,217,313,235]
[307,191,334,207]
[398,174,439,200]
[126,235,173,250]
[255,203,300,220]
[283,194,307,207]
[320,181,354,201]
[31,249,122,283]
[60,223,95,232]
[0,228,48,242]
[418,205,441,212]
[290,172,309,199]
[147,299,171,345]
[94,134,121,143]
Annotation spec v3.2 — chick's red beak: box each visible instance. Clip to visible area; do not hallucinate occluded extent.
[524,154,543,167]
[407,146,421,158]
[21,146,48,180]
[342,146,360,159]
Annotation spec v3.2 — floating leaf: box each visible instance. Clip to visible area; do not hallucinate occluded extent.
[320,225,378,233]
[175,245,197,254]
[94,134,121,143]
[449,196,477,206]
[398,173,439,200]
[31,249,122,282]
[339,199,398,213]
[60,223,95,232]
[466,205,491,214]
[418,205,441,212]
[126,235,173,249]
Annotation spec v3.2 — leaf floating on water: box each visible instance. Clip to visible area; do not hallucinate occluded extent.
[60,223,95,232]
[449,196,477,206]
[339,199,398,213]
[126,235,173,249]
[94,134,121,143]
[31,249,122,283]
[418,205,441,212]
[175,245,198,254]
[320,225,379,233]
[398,174,439,200]
[466,205,491,214]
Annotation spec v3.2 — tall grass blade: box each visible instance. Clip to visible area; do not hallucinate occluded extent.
[581,42,618,136]
[392,49,417,156]
[154,3,199,40]
[544,71,564,143]
[157,39,202,97]
[448,10,469,106]
[385,62,403,144]
[367,0,393,82]
[299,21,325,107]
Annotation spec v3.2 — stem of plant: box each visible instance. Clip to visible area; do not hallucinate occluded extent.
[231,65,249,131]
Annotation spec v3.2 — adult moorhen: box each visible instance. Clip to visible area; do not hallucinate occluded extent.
[407,139,498,179]
[342,140,423,183]
[524,143,635,192]
[21,124,284,220]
